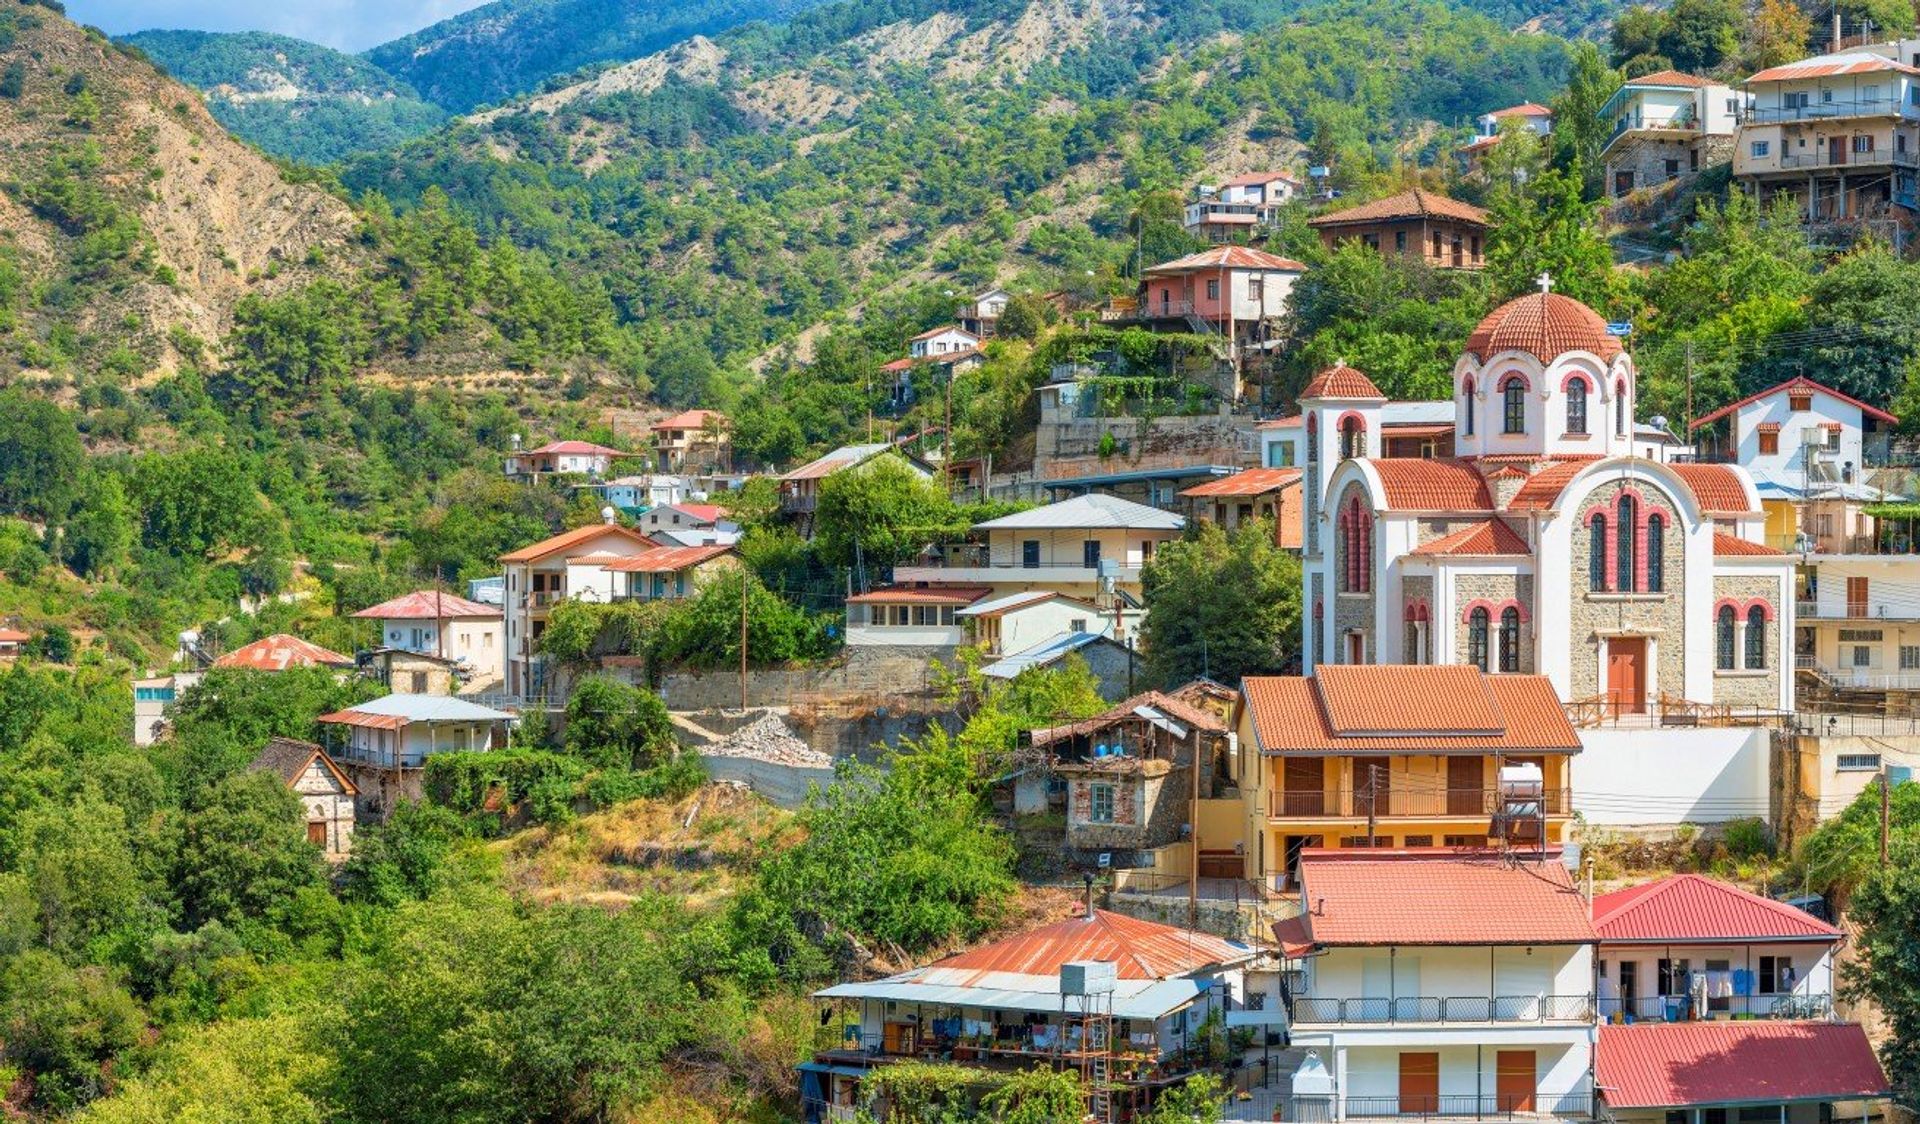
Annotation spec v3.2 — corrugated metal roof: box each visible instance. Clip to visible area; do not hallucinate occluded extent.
[1297,850,1597,946]
[213,634,354,671]
[847,586,993,606]
[981,631,1120,679]
[815,976,1209,1020]
[353,591,501,620]
[954,590,1084,618]
[1746,50,1920,83]
[928,908,1253,981]
[1143,246,1308,274]
[1241,670,1581,753]
[1178,467,1302,498]
[975,494,1184,532]
[320,693,515,725]
[780,443,897,482]
[1592,874,1839,943]
[526,440,628,456]
[1597,1022,1888,1108]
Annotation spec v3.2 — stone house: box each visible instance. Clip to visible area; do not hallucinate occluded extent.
[1033,690,1231,860]
[247,737,357,860]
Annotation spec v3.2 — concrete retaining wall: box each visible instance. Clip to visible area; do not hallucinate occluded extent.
[702,755,839,809]
[1573,726,1770,826]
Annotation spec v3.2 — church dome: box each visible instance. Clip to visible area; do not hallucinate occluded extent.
[1301,362,1385,400]
[1465,292,1622,364]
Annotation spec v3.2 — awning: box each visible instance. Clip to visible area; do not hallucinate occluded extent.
[813,977,1207,1021]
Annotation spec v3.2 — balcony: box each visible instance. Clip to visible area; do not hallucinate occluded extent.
[1600,992,1831,1021]
[1288,994,1594,1026]
[1269,786,1573,820]
[1318,1093,1595,1121]
[1775,147,1919,170]
[1742,98,1908,124]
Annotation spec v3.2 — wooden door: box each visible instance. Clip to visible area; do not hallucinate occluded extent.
[306,821,327,847]
[1606,638,1647,715]
[1830,135,1847,165]
[1398,1052,1440,1113]
[1197,850,1244,879]
[1446,756,1484,817]
[1495,1050,1536,1112]
[1282,758,1325,816]
[1848,576,1870,618]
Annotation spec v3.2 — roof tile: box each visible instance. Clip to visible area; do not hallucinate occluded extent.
[1301,363,1386,401]
[352,590,500,620]
[1309,188,1489,228]
[1178,467,1302,497]
[1143,245,1310,273]
[1713,532,1785,557]
[1369,459,1494,511]
[1592,873,1838,943]
[1670,463,1755,513]
[1466,292,1623,363]
[1242,669,1581,753]
[1408,519,1531,557]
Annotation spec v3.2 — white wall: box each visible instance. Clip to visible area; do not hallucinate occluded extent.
[1339,1042,1590,1107]
[1307,944,1593,1006]
[1597,940,1833,1018]
[1734,389,1867,489]
[1573,726,1770,825]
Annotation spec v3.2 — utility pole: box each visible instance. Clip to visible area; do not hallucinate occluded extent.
[1683,340,1695,437]
[1366,763,1380,848]
[1832,3,1842,52]
[739,575,749,711]
[1188,730,1200,930]
[1880,770,1891,866]
[943,368,954,496]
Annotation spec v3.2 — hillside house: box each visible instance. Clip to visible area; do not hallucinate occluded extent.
[352,590,503,683]
[499,521,659,696]
[503,439,631,480]
[582,474,693,513]
[247,737,357,859]
[778,444,936,524]
[1601,70,1742,198]
[1125,246,1306,358]
[650,409,730,474]
[1272,848,1599,1121]
[599,544,738,602]
[843,585,990,649]
[213,634,355,673]
[1595,1022,1889,1124]
[640,502,738,544]
[1460,103,1554,172]
[0,627,25,659]
[804,906,1256,1123]
[1179,467,1304,545]
[1034,690,1232,858]
[1183,171,1302,241]
[1735,50,1920,223]
[957,288,1011,337]
[957,588,1123,655]
[908,325,980,359]
[979,631,1138,698]
[1308,189,1490,269]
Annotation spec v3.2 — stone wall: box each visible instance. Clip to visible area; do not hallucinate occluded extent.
[1332,481,1375,661]
[1309,572,1325,665]
[1065,764,1190,852]
[1566,481,1688,700]
[655,646,952,711]
[1712,573,1785,707]
[1450,572,1531,671]
[1605,134,1732,199]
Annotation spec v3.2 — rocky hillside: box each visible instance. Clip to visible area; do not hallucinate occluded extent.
[0,9,360,378]
[118,30,447,162]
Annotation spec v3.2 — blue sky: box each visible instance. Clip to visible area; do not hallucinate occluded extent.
[64,0,492,51]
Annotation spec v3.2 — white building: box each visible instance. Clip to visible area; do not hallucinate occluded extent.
[1601,70,1743,198]
[352,590,503,684]
[957,288,1011,337]
[1184,171,1302,240]
[1735,50,1920,222]
[503,439,630,480]
[1297,287,1795,715]
[956,589,1120,656]
[1274,848,1598,1119]
[317,692,515,769]
[907,325,980,360]
[499,521,659,697]
[895,493,1185,610]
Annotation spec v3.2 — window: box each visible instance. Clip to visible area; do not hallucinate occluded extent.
[1853,645,1877,668]
[1341,496,1372,593]
[1750,140,1770,157]
[1824,426,1842,450]
[1249,277,1264,301]
[1717,606,1737,670]
[1461,376,1475,437]
[1746,605,1767,669]
[1394,230,1406,252]
[1498,607,1521,672]
[1617,496,1638,593]
[1503,378,1526,434]
[1758,956,1795,994]
[1069,618,1088,633]
[1789,392,1812,411]
[1566,378,1588,434]
[1759,429,1779,455]
[1837,753,1883,771]
[1021,540,1040,568]
[1640,513,1663,592]
[1403,834,1433,847]
[1469,607,1491,672]
[1443,834,1488,847]
[1205,278,1220,299]
[1902,645,1920,670]
[1589,513,1608,591]
[1082,540,1101,569]
[134,686,176,702]
[1854,134,1876,154]
[1619,961,1638,1003]
[1088,783,1115,823]
[1266,441,1295,468]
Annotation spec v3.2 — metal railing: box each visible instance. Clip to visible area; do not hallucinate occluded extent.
[1800,662,1920,693]
[1601,992,1831,1021]
[1742,98,1908,123]
[1288,994,1594,1025]
[1564,694,1790,729]
[1776,147,1920,170]
[1331,1093,1596,1120]
[1269,786,1574,819]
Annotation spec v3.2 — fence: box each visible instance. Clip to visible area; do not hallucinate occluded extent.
[1564,694,1791,729]
[1288,994,1593,1026]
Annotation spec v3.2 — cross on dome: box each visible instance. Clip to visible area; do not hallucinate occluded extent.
[1536,271,1554,295]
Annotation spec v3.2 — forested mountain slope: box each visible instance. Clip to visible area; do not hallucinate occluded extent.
[117,30,448,163]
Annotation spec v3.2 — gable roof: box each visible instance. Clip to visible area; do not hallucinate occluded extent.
[0,627,28,643]
[780,443,901,482]
[1627,68,1713,88]
[1691,374,1899,429]
[929,908,1253,981]
[1220,170,1301,187]
[1503,458,1602,511]
[213,634,354,672]
[1143,245,1310,274]
[973,493,1184,532]
[1241,667,1581,754]
[1178,467,1301,498]
[317,693,515,730]
[910,324,978,343]
[1368,459,1495,511]
[525,440,628,456]
[1309,188,1489,228]
[1597,1022,1888,1109]
[1669,463,1756,513]
[651,409,726,431]
[1592,874,1840,943]
[955,590,1098,618]
[1714,532,1786,557]
[657,502,727,524]
[247,737,357,794]
[353,590,501,620]
[1408,518,1531,557]
[1485,101,1552,118]
[600,544,734,572]
[1294,850,1597,946]
[499,522,656,564]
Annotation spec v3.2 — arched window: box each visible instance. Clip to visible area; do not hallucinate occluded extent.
[1469,607,1491,672]
[1342,495,1372,593]
[1616,495,1638,594]
[1566,378,1588,435]
[1462,376,1476,437]
[1498,606,1521,672]
[1588,512,1608,591]
[1404,602,1429,664]
[1615,380,1628,437]
[1503,377,1527,434]
[1746,605,1767,669]
[1645,513,1665,592]
[1340,415,1365,460]
[1717,606,1737,670]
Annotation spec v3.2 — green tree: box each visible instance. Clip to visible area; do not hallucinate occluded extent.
[1659,0,1742,73]
[647,569,830,669]
[14,795,153,956]
[167,770,327,929]
[1742,0,1815,73]
[563,675,675,771]
[128,445,261,559]
[1141,520,1302,688]
[0,951,144,1112]
[1140,1074,1228,1123]
[1485,165,1615,308]
[65,468,136,579]
[812,455,958,570]
[996,293,1050,341]
[161,667,373,791]
[1549,43,1622,200]
[339,800,471,907]
[70,1011,331,1124]
[0,389,85,524]
[1841,835,1920,1101]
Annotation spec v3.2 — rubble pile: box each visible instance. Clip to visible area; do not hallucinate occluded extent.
[702,712,834,768]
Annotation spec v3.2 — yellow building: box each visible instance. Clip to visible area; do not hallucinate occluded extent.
[1226,665,1582,889]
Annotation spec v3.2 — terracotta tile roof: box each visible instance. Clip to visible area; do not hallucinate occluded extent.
[1670,463,1756,513]
[1747,50,1920,84]
[1369,459,1494,511]
[1486,101,1552,118]
[1308,188,1489,228]
[1295,850,1597,946]
[600,545,734,572]
[1627,68,1712,88]
[1143,245,1309,273]
[1597,1022,1888,1109]
[247,737,356,794]
[213,634,354,671]
[1300,362,1385,401]
[1408,518,1531,556]
[909,325,977,343]
[1241,668,1581,753]
[650,409,726,431]
[1465,292,1622,362]
[846,585,992,606]
[1271,914,1315,958]
[352,590,501,620]
[1178,467,1302,497]
[1692,374,1898,428]
[662,503,727,524]
[0,628,28,643]
[1713,532,1785,557]
[1032,690,1229,748]
[931,908,1253,981]
[499,523,656,564]
[880,357,915,372]
[1504,459,1596,512]
[1256,414,1302,430]
[1593,874,1839,944]
[526,440,628,456]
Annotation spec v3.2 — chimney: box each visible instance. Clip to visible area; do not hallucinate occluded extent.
[1082,872,1095,919]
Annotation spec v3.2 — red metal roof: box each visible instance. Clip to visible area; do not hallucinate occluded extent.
[1466,292,1622,363]
[1295,850,1598,946]
[314,708,407,731]
[1747,51,1920,84]
[846,585,992,606]
[1301,363,1385,401]
[1597,1022,1888,1109]
[213,634,354,671]
[1369,459,1494,511]
[880,357,915,372]
[1143,246,1309,274]
[500,523,656,564]
[650,409,726,431]
[1241,668,1581,753]
[1592,874,1839,943]
[352,590,500,620]
[663,503,727,524]
[1178,467,1302,498]
[1714,532,1785,557]
[1670,463,1755,514]
[0,628,28,643]
[1032,689,1228,748]
[1309,188,1489,228]
[1691,374,1898,429]
[600,545,734,573]
[1408,519,1531,557]
[931,908,1253,982]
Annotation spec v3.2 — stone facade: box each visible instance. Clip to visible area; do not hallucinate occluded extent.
[1449,572,1533,672]
[1332,481,1376,661]
[291,758,355,859]
[1310,572,1324,665]
[1711,573,1785,708]
[1566,481,1689,701]
[1606,134,1734,199]
[1063,762,1187,851]
[1401,575,1434,662]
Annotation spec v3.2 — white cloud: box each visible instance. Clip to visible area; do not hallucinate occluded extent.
[64,0,493,52]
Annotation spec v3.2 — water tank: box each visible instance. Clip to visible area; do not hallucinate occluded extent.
[1060,961,1117,996]
[1889,765,1915,786]
[1499,761,1544,798]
